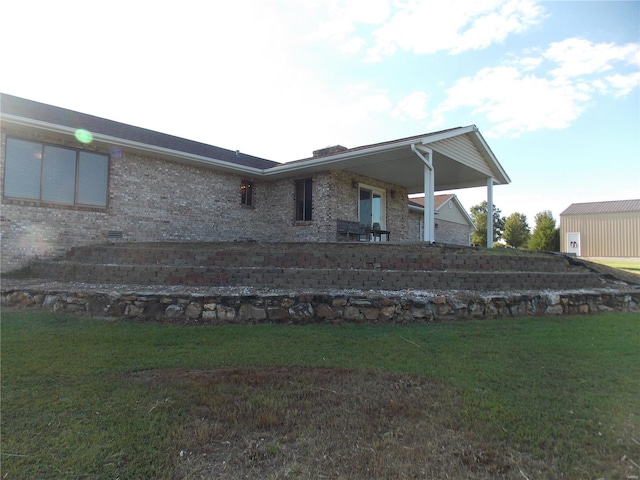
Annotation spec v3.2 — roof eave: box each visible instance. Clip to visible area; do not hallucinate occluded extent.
[262,127,479,177]
[1,114,264,176]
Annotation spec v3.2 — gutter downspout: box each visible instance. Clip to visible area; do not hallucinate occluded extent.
[411,144,435,243]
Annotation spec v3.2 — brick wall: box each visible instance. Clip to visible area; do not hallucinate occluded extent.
[1,127,269,271]
[408,211,471,245]
[2,128,415,272]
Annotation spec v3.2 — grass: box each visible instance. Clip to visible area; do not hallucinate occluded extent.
[2,311,639,479]
[586,258,640,274]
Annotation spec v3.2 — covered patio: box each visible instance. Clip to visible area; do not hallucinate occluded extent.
[263,125,511,247]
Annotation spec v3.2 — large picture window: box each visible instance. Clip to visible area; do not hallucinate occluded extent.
[295,178,313,221]
[3,137,109,207]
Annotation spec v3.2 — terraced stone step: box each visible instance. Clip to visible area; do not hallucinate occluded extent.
[30,248,604,292]
[59,242,581,273]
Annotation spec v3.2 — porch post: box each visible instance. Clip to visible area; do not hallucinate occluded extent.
[411,144,434,243]
[424,163,435,243]
[486,177,494,248]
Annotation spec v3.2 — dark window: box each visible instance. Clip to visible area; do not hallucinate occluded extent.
[3,137,109,207]
[295,178,313,221]
[241,179,253,206]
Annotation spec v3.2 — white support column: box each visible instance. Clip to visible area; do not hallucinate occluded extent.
[486,177,494,248]
[425,163,434,243]
[412,144,435,243]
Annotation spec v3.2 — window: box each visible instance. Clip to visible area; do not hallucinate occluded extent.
[295,178,312,221]
[3,137,109,207]
[240,179,253,206]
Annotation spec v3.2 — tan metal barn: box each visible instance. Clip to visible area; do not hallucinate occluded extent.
[560,199,640,257]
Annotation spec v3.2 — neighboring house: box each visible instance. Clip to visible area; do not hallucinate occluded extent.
[0,93,510,271]
[560,199,640,257]
[408,194,474,245]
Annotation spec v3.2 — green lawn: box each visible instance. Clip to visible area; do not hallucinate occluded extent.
[2,311,639,478]
[587,258,640,274]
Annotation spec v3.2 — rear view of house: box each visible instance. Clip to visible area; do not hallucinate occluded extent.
[1,93,510,272]
[560,199,640,257]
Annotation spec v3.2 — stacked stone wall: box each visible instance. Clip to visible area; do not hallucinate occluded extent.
[4,242,638,322]
[23,242,607,291]
[3,287,638,324]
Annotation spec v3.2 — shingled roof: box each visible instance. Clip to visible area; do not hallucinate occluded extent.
[408,194,454,209]
[0,93,279,170]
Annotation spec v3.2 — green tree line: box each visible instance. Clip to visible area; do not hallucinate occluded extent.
[469,201,560,251]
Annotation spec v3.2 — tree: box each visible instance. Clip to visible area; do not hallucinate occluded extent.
[469,201,505,246]
[529,210,560,251]
[470,201,505,246]
[503,212,531,248]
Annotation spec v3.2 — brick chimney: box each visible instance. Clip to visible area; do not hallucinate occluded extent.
[312,145,348,157]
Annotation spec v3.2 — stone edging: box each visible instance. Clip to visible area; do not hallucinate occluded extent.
[3,285,639,324]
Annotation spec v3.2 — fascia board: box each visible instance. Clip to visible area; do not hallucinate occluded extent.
[423,125,511,186]
[419,125,477,145]
[1,114,264,176]
[469,129,511,184]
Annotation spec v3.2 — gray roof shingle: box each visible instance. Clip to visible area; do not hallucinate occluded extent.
[1,93,280,170]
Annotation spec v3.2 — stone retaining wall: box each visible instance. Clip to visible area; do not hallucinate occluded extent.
[3,286,638,324]
[28,242,605,291]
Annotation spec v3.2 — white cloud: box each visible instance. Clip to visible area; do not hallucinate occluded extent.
[605,73,640,97]
[365,0,546,61]
[392,92,429,121]
[339,37,367,54]
[545,38,640,78]
[430,37,640,137]
[311,0,390,50]
[430,66,590,137]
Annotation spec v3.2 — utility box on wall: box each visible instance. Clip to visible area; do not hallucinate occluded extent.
[567,232,581,256]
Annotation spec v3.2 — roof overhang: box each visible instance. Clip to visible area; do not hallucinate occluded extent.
[261,126,510,194]
[1,114,265,176]
[2,110,510,195]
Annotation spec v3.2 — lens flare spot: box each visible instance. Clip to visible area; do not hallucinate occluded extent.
[75,129,93,144]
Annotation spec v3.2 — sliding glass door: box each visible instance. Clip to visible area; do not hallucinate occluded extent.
[359,186,385,230]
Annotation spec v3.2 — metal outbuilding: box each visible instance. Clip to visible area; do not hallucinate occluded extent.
[560,199,640,257]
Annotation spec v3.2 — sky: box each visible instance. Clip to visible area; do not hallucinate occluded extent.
[1,0,638,227]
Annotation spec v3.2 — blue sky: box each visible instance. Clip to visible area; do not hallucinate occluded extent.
[1,0,638,227]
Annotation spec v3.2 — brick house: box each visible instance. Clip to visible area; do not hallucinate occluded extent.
[408,194,475,245]
[0,93,510,272]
